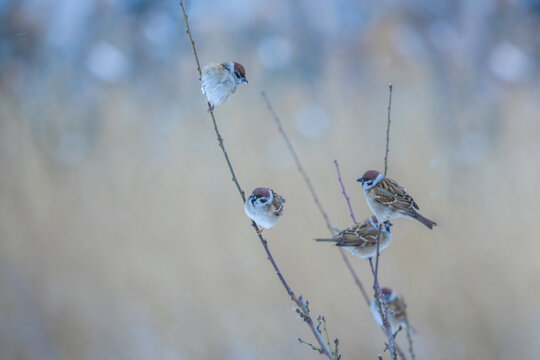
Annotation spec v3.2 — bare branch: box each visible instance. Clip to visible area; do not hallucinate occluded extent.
[402,297,416,360]
[335,160,406,360]
[334,160,358,226]
[262,92,370,305]
[261,92,333,233]
[369,83,398,359]
[384,83,393,177]
[179,2,335,358]
[298,338,322,354]
[179,0,245,201]
[334,159,408,360]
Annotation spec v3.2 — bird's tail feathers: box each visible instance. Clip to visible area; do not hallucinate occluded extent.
[314,238,337,242]
[410,212,437,229]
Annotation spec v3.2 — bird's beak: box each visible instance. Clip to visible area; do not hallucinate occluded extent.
[356,177,365,183]
[243,78,248,84]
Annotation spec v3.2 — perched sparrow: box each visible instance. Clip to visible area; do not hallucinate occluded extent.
[244,187,286,233]
[200,61,247,110]
[369,288,408,334]
[357,170,437,229]
[314,216,392,259]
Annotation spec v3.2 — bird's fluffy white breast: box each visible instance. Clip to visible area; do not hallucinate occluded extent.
[369,298,384,327]
[346,230,391,259]
[244,201,278,229]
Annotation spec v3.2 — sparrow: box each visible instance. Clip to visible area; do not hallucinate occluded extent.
[357,170,437,229]
[314,216,392,259]
[200,61,247,111]
[244,187,286,234]
[369,287,408,334]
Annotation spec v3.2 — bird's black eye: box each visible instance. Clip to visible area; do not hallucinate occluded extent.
[234,70,242,78]
[366,180,373,186]
[260,198,268,204]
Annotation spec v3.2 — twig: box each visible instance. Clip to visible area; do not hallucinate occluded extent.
[262,92,370,305]
[369,258,397,360]
[298,338,321,353]
[179,0,244,201]
[385,326,408,360]
[374,225,383,289]
[179,2,335,358]
[296,297,335,359]
[334,160,358,226]
[384,83,393,177]
[334,170,397,358]
[370,83,398,359]
[330,84,397,359]
[382,83,416,360]
[383,326,403,352]
[382,83,409,360]
[396,345,407,360]
[402,297,416,360]
[261,92,332,232]
[375,83,393,279]
[333,338,342,360]
[320,316,332,349]
[334,159,406,360]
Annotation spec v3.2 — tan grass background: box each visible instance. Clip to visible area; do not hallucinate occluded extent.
[1,1,540,359]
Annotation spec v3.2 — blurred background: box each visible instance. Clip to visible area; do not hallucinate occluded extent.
[1,0,540,359]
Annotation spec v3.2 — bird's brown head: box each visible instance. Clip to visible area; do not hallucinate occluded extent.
[360,170,382,181]
[252,187,271,198]
[248,187,273,208]
[232,62,248,84]
[357,170,383,189]
[380,287,396,302]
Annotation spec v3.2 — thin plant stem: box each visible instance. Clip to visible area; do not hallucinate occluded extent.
[334,161,397,358]
[374,226,382,288]
[334,160,406,360]
[396,345,407,360]
[331,84,397,359]
[334,160,358,226]
[375,83,393,279]
[179,2,335,358]
[321,316,332,349]
[261,93,332,232]
[402,297,416,360]
[262,92,370,306]
[384,83,393,177]
[369,257,397,360]
[179,0,245,201]
[383,83,412,360]
[369,83,398,360]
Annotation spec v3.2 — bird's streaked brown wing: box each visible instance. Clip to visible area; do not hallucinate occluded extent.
[372,178,419,212]
[271,190,286,216]
[334,220,379,248]
[388,297,407,322]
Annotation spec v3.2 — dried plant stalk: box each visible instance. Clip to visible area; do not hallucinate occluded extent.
[179,1,338,358]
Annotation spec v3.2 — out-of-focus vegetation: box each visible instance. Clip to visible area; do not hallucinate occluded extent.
[1,1,540,359]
